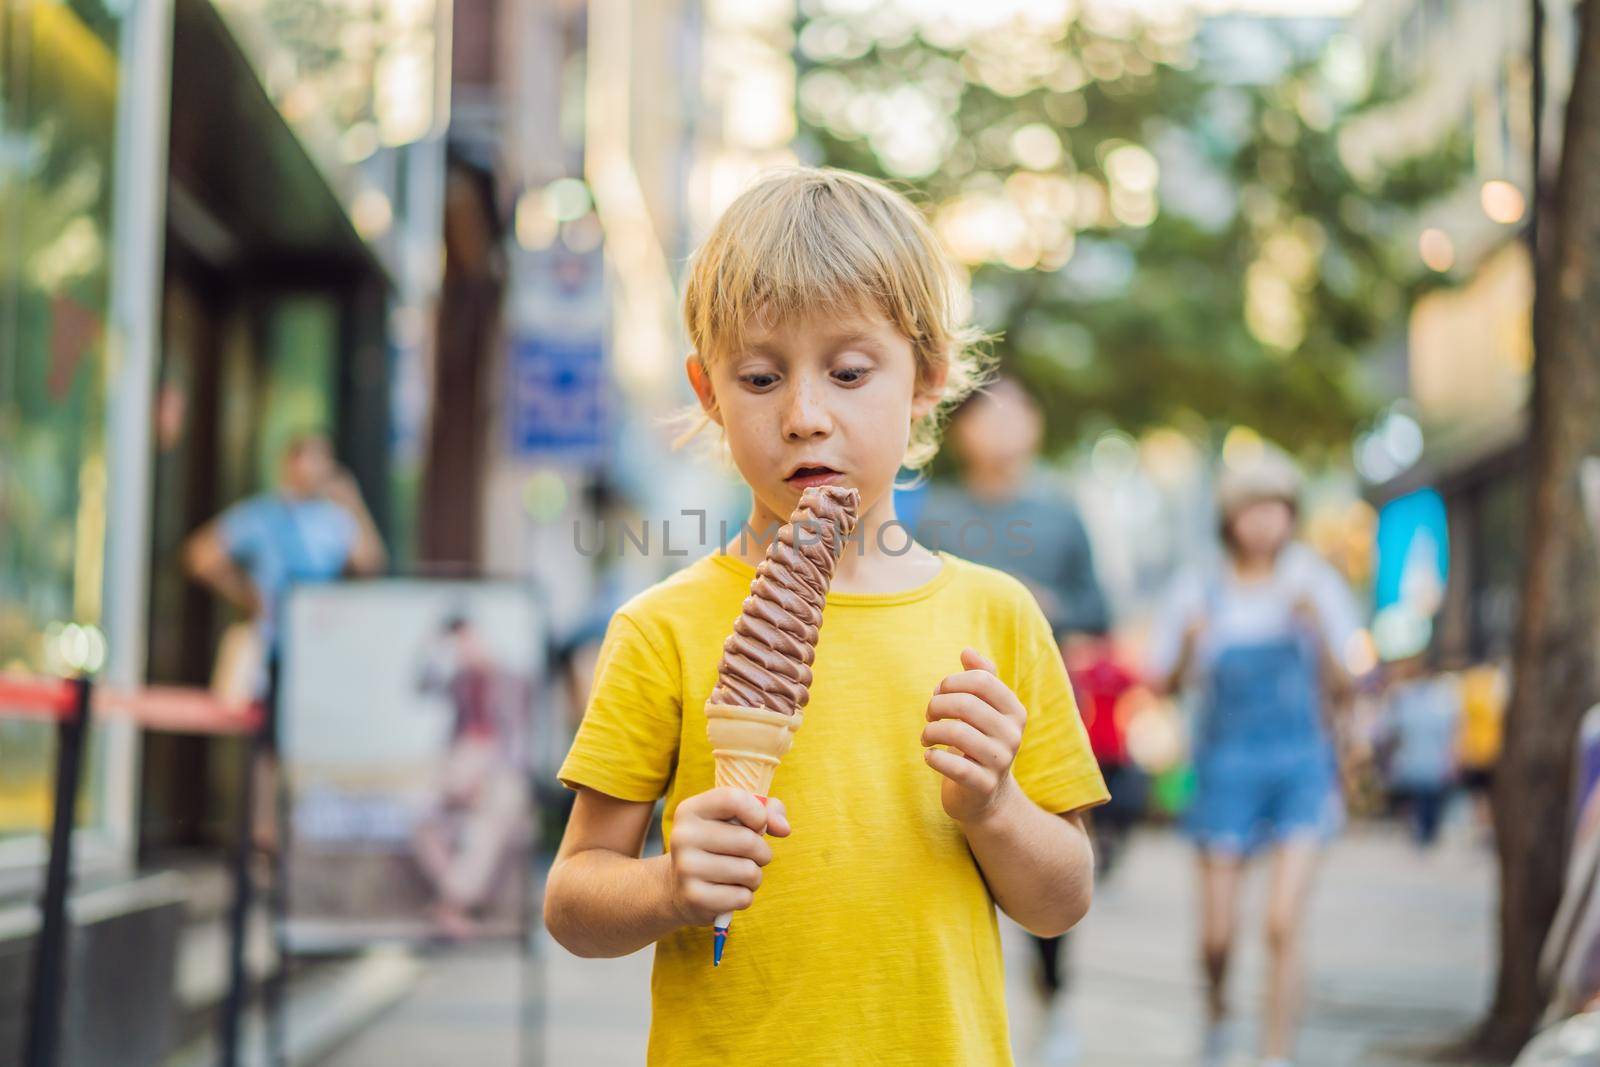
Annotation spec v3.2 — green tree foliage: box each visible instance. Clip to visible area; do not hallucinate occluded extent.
[794,6,1468,458]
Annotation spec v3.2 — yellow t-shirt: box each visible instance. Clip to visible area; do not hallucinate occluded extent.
[558,550,1109,1067]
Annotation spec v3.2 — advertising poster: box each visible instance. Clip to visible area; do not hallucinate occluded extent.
[280,580,545,949]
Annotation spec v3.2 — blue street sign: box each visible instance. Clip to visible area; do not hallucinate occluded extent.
[508,333,609,461]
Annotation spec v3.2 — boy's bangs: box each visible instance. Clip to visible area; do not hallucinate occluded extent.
[698,199,920,360]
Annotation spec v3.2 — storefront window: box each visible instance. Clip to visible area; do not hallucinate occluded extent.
[0,0,123,840]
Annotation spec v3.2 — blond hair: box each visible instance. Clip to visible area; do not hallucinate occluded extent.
[678,167,992,474]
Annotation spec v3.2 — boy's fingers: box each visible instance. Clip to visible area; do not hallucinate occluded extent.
[922,718,1009,771]
[961,647,998,674]
[926,692,1019,746]
[937,670,1026,723]
[764,797,792,838]
[924,746,994,793]
[699,787,770,831]
[681,853,763,891]
[686,822,773,865]
[685,881,754,916]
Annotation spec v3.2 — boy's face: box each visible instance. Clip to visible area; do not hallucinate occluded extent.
[689,304,944,526]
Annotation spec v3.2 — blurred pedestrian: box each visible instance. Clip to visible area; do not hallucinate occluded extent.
[184,430,387,842]
[1378,651,1461,848]
[1149,447,1359,1067]
[920,377,1112,1066]
[920,376,1110,636]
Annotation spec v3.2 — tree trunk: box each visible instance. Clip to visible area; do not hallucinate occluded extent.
[420,161,503,568]
[1480,0,1600,1054]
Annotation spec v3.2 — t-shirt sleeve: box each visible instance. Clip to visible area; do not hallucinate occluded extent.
[557,611,683,803]
[1009,602,1110,815]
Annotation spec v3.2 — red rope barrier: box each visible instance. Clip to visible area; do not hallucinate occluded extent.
[94,686,262,736]
[0,672,261,736]
[0,674,77,720]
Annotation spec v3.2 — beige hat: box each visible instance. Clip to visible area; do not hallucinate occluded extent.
[1217,445,1303,519]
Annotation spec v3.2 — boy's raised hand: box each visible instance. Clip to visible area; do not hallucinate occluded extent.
[665,787,791,927]
[923,648,1027,823]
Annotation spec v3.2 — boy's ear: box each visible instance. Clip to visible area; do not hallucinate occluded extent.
[685,353,723,427]
[910,359,950,421]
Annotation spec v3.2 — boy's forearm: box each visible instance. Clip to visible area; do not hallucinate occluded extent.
[544,850,685,958]
[959,782,1094,938]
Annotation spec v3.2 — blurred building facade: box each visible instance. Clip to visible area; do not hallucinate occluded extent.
[1,0,449,867]
[1,0,454,1057]
[1343,0,1579,663]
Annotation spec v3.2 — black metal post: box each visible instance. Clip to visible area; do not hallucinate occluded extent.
[23,675,92,1067]
[266,756,290,1067]
[219,727,262,1067]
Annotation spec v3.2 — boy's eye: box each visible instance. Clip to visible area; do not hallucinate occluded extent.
[740,372,779,390]
[832,366,871,385]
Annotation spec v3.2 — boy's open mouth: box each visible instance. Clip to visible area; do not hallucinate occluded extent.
[785,464,845,489]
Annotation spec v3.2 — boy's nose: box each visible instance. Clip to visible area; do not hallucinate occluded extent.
[781,381,833,440]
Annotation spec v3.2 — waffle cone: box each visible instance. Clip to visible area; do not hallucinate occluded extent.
[705,703,802,795]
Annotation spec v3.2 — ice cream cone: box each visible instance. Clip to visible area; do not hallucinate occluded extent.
[704,702,801,966]
[705,702,802,794]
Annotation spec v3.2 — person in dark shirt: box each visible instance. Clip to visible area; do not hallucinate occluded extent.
[918,376,1111,1066]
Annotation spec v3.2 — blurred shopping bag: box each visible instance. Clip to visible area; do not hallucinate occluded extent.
[210,620,265,707]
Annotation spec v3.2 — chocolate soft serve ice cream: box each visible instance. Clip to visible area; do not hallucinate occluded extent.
[710,485,861,715]
[703,484,859,965]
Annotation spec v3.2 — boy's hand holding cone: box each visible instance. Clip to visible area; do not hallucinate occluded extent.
[667,787,790,926]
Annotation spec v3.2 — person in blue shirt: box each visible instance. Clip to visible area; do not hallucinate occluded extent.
[186,431,386,655]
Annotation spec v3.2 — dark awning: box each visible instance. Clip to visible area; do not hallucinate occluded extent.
[165,0,388,286]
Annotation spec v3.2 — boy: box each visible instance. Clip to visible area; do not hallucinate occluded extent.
[544,168,1108,1065]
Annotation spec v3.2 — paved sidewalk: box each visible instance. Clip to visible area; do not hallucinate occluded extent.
[322,821,1496,1066]
[1007,823,1495,1067]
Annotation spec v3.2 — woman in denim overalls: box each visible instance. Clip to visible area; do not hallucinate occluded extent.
[1152,450,1358,1067]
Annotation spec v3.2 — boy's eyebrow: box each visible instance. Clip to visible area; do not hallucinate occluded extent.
[827,331,887,354]
[731,340,786,362]
[735,331,888,359]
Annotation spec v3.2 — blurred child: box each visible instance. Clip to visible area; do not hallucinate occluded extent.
[543,169,1108,1066]
[1150,448,1360,1067]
